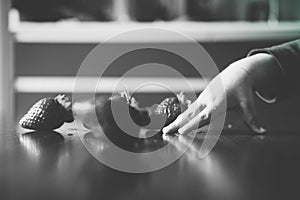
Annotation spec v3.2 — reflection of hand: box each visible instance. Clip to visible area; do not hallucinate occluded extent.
[163,53,283,135]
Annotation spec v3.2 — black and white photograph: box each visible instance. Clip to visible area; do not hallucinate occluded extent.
[1,0,300,199]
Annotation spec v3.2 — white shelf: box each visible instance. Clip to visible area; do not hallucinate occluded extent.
[10,21,300,43]
[15,76,208,93]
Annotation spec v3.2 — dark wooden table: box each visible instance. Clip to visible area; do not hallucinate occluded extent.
[1,122,300,200]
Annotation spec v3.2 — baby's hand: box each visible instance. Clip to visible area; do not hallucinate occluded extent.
[163,53,281,135]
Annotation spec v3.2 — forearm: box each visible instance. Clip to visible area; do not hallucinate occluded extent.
[231,53,286,103]
[247,40,300,99]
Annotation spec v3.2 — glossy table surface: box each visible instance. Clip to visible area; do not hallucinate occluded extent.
[1,123,300,200]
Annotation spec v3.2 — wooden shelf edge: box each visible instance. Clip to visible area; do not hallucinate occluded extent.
[10,21,300,43]
[15,76,208,93]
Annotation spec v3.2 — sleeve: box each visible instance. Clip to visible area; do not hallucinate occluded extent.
[248,39,300,103]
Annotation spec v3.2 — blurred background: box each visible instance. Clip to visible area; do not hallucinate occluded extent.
[1,0,300,132]
[11,0,300,22]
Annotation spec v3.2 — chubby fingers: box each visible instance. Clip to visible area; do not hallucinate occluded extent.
[162,100,204,134]
[178,105,214,135]
[162,114,183,134]
[239,93,267,134]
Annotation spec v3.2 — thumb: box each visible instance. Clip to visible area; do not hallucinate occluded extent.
[240,98,267,134]
[246,118,267,134]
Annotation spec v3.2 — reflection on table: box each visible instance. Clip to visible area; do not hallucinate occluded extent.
[1,124,300,200]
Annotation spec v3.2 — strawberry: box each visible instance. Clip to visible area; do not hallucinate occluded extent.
[54,94,74,123]
[96,91,150,130]
[95,91,151,150]
[149,92,191,127]
[20,94,74,131]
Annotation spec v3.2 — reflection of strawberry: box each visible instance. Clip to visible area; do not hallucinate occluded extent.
[20,94,74,131]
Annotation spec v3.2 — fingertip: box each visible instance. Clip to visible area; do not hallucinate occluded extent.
[251,124,267,134]
[258,126,267,134]
[163,118,181,134]
[178,128,186,135]
[245,117,267,134]
[162,124,176,134]
[162,127,169,134]
[162,132,169,141]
